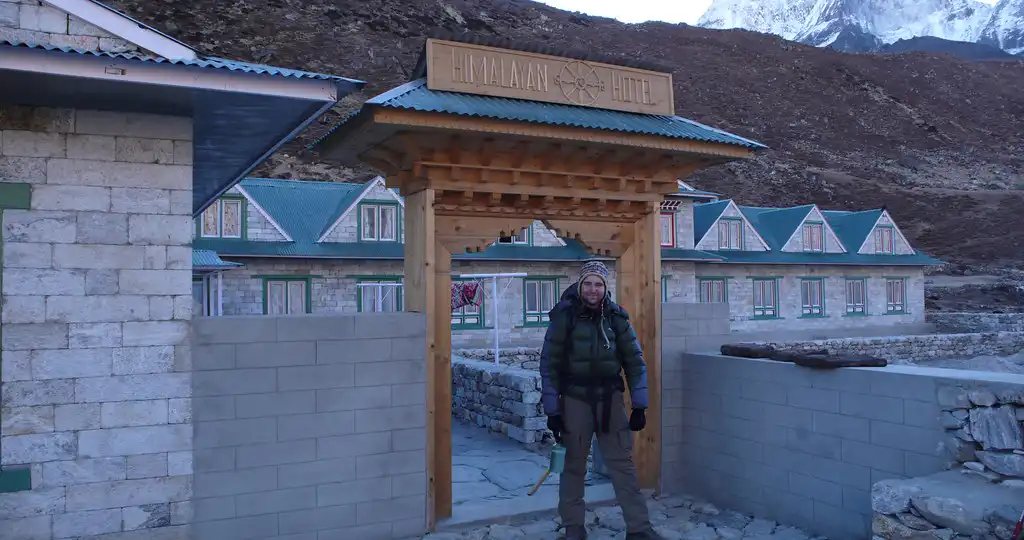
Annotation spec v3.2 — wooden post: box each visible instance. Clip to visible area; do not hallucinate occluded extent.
[433,239,453,521]
[617,210,662,490]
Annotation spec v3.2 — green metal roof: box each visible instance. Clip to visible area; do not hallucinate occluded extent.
[193,249,243,270]
[662,249,727,262]
[740,205,814,250]
[693,200,731,242]
[822,210,884,253]
[320,79,767,150]
[239,178,368,242]
[701,249,942,266]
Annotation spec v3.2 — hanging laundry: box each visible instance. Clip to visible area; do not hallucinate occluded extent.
[451,281,482,310]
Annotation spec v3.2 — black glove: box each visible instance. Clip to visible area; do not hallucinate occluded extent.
[547,415,565,443]
[629,408,646,432]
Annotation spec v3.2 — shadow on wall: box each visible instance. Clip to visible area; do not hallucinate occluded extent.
[189,313,428,540]
[661,348,1024,540]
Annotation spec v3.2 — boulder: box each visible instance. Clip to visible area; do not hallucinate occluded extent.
[969,406,1024,450]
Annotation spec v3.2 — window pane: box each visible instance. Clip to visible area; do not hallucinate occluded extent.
[287,281,306,314]
[380,206,396,241]
[268,281,287,315]
[192,282,205,316]
[222,200,242,238]
[660,213,674,246]
[514,227,529,243]
[361,206,377,240]
[525,282,538,312]
[540,281,555,311]
[201,203,219,237]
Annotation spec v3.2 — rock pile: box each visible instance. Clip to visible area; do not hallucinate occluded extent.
[422,494,821,540]
[927,312,1024,334]
[451,356,547,444]
[937,385,1024,481]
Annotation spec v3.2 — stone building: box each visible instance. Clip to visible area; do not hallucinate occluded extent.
[0,0,362,538]
[192,176,942,346]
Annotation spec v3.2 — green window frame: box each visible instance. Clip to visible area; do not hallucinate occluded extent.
[0,183,33,493]
[261,276,313,315]
[845,278,867,316]
[523,277,559,326]
[697,277,728,304]
[717,217,743,250]
[356,277,404,313]
[498,225,532,245]
[198,196,247,239]
[802,221,824,252]
[192,276,214,317]
[451,278,485,329]
[885,278,907,314]
[358,201,401,242]
[751,278,779,319]
[800,278,825,318]
[874,225,895,254]
[660,212,676,248]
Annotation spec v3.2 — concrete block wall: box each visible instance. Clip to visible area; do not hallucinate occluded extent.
[660,352,1024,540]
[190,313,427,540]
[1,106,194,540]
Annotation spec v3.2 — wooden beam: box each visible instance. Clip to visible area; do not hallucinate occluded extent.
[413,167,667,203]
[435,216,533,254]
[433,238,453,522]
[617,210,662,491]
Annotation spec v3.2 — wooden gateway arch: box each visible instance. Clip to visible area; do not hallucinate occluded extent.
[316,34,767,526]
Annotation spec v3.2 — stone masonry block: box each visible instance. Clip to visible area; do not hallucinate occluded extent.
[126,453,169,479]
[3,210,77,243]
[42,457,126,487]
[317,478,392,507]
[315,338,391,364]
[277,505,355,535]
[173,140,192,165]
[122,321,189,346]
[127,214,192,245]
[277,458,356,489]
[74,373,190,403]
[277,411,355,441]
[2,241,53,268]
[100,399,169,428]
[115,136,174,164]
[193,369,275,396]
[113,345,174,375]
[235,487,317,518]
[235,440,316,469]
[53,508,122,537]
[2,295,45,324]
[2,322,69,350]
[0,3,18,27]
[18,4,68,33]
[390,336,425,361]
[354,405,424,434]
[354,450,425,480]
[1,405,54,436]
[76,211,128,244]
[191,344,236,371]
[46,159,191,190]
[119,269,191,295]
[0,486,67,519]
[52,244,145,269]
[314,386,389,412]
[65,476,192,512]
[1,130,65,157]
[78,424,191,458]
[2,432,76,464]
[356,495,425,526]
[66,134,116,160]
[31,347,112,379]
[110,187,171,214]
[85,269,119,295]
[54,403,101,431]
[317,432,393,460]
[391,383,425,407]
[194,466,278,499]
[278,365,355,392]
[74,111,193,141]
[31,185,110,212]
[235,391,315,418]
[45,295,149,323]
[0,155,47,184]
[6,267,87,296]
[663,317,700,338]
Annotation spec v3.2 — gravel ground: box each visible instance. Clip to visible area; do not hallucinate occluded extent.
[901,350,1024,373]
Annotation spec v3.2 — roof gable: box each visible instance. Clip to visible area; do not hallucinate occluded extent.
[740,205,814,250]
[44,0,197,60]
[239,178,366,243]
[317,176,404,242]
[822,209,884,252]
[693,200,731,242]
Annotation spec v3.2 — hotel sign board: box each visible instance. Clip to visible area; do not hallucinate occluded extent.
[425,39,675,116]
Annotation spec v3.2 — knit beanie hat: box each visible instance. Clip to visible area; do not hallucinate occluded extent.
[578,261,610,290]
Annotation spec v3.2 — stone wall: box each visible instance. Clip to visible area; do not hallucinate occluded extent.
[191,313,427,540]
[1,107,194,540]
[935,383,1024,480]
[451,356,545,445]
[753,332,1024,363]
[928,312,1024,334]
[0,0,139,53]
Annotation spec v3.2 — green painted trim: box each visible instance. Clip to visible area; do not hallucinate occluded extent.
[261,276,313,315]
[884,277,908,315]
[522,276,559,327]
[0,183,32,210]
[747,275,784,280]
[844,277,868,316]
[357,201,401,243]
[874,224,896,254]
[696,276,733,280]
[750,315,783,321]
[750,277,780,319]
[356,277,403,313]
[798,277,826,319]
[252,274,322,279]
[0,467,32,493]
[451,278,485,330]
[197,196,248,240]
[696,277,729,303]
[346,274,403,280]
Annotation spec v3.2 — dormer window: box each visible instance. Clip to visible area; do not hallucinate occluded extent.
[718,218,742,250]
[360,202,398,242]
[874,226,894,254]
[498,227,530,245]
[802,222,824,252]
[660,212,676,247]
[199,197,244,239]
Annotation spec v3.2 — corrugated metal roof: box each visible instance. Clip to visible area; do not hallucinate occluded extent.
[740,205,814,250]
[822,210,884,252]
[662,249,726,261]
[193,249,243,269]
[365,80,767,150]
[693,200,731,242]
[703,249,942,266]
[239,178,367,242]
[1,40,364,84]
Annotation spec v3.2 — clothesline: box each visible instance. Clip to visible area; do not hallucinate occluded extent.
[455,273,527,365]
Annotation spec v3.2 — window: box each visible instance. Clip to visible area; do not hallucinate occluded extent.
[800,278,825,317]
[359,202,399,242]
[846,278,866,315]
[886,278,906,314]
[523,278,558,326]
[192,277,213,317]
[451,278,484,329]
[498,226,531,245]
[199,197,244,239]
[698,278,727,303]
[263,278,311,315]
[661,275,671,302]
[718,218,743,250]
[752,278,778,318]
[874,226,894,254]
[660,212,676,247]
[802,222,824,252]
[358,278,403,313]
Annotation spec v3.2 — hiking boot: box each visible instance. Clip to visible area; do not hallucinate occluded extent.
[564,525,587,540]
[625,530,665,540]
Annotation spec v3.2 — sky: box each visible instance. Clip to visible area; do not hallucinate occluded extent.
[534,0,1000,25]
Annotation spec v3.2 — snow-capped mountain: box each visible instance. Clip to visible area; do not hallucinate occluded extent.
[697,0,1023,56]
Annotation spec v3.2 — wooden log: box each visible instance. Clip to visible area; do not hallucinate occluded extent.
[720,343,776,359]
[768,348,830,363]
[793,353,887,369]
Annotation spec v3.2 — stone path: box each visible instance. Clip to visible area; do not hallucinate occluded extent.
[424,494,824,539]
[452,419,609,506]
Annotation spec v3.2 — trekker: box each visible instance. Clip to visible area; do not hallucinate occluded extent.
[539,261,662,540]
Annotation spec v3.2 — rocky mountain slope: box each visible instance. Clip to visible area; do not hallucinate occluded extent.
[106,0,1024,268]
[699,0,1024,55]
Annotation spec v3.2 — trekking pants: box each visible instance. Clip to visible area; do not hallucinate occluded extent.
[558,391,652,533]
